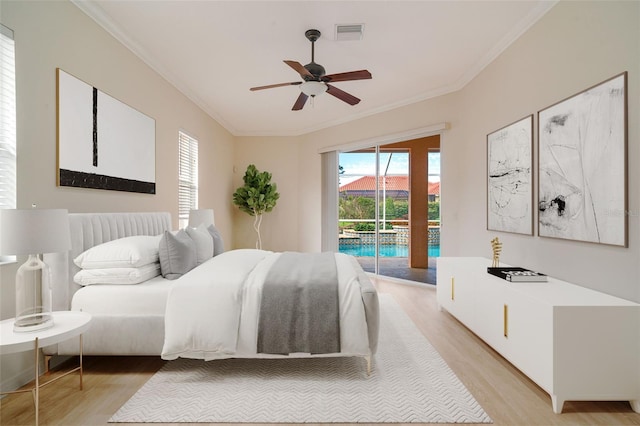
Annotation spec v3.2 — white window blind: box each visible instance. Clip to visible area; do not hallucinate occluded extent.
[0,24,16,263]
[178,131,198,228]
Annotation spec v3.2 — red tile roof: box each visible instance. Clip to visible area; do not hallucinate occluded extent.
[339,176,440,195]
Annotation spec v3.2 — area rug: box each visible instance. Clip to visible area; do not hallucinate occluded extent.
[109,295,492,423]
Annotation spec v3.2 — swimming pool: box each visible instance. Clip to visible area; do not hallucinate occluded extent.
[339,244,440,258]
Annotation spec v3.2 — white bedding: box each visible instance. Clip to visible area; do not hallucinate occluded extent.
[72,275,172,316]
[162,249,370,361]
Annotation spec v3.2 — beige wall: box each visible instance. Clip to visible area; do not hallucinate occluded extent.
[232,136,301,251]
[0,0,235,390]
[238,2,640,303]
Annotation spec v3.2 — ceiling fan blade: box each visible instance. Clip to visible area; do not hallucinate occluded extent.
[323,70,372,83]
[292,92,308,111]
[284,60,313,79]
[250,81,302,91]
[326,84,361,106]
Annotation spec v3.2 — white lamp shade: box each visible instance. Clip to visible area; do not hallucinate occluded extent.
[301,81,327,97]
[0,209,71,255]
[188,209,215,227]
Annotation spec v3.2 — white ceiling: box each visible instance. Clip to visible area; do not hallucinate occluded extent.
[73,1,556,137]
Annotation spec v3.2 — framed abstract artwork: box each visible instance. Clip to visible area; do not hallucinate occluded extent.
[57,68,156,194]
[487,114,533,235]
[538,72,627,246]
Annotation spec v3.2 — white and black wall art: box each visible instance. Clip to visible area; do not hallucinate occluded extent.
[487,115,533,235]
[57,69,156,194]
[538,72,627,246]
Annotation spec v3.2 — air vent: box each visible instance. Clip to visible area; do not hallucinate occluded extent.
[335,24,364,41]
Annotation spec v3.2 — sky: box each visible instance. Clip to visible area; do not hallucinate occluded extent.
[339,152,440,184]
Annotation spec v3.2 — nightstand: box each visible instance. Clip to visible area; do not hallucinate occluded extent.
[0,311,92,426]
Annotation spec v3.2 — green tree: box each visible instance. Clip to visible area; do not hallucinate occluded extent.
[429,201,440,221]
[395,200,409,219]
[339,196,375,220]
[382,197,397,219]
[232,164,279,249]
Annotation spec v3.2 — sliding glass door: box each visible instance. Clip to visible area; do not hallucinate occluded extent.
[336,137,440,284]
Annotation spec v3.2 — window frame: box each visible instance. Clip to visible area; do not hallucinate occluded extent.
[0,24,17,264]
[178,130,198,228]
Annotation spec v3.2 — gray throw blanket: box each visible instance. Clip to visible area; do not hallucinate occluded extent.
[257,252,340,355]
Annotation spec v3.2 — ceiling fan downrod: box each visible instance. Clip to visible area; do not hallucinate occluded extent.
[304,29,325,80]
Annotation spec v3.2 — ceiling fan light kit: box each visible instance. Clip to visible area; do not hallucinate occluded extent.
[300,81,327,97]
[250,29,372,111]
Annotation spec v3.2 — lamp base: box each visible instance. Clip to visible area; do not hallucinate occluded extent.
[14,312,54,332]
[14,254,54,333]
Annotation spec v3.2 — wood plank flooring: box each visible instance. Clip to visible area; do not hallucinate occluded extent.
[1,277,639,425]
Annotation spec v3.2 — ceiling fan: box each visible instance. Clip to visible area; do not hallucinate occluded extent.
[250,29,372,111]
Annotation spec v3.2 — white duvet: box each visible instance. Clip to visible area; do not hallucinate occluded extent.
[161,249,371,361]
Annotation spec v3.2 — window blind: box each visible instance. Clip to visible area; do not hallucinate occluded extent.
[178,131,198,227]
[0,25,16,263]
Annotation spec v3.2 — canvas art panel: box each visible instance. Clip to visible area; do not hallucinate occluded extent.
[57,69,156,194]
[538,72,627,246]
[487,115,533,235]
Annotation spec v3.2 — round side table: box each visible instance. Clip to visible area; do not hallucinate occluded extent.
[0,311,92,426]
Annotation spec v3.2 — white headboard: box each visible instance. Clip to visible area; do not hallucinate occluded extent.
[44,212,172,311]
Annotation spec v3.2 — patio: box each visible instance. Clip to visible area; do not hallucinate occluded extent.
[355,256,437,284]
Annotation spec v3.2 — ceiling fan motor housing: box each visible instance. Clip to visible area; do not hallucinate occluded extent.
[304,62,326,80]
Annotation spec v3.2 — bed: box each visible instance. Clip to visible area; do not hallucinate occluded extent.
[43,212,379,369]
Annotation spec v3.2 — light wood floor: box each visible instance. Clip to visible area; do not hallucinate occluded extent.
[2,277,639,426]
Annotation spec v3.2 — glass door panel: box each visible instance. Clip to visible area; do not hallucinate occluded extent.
[377,149,411,280]
[338,149,379,274]
[428,150,441,260]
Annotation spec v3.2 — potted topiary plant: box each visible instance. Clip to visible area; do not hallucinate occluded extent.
[232,164,279,250]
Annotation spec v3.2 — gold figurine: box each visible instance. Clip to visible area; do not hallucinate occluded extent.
[491,237,502,267]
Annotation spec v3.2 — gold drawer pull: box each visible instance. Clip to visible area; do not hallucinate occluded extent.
[451,277,455,300]
[503,304,509,338]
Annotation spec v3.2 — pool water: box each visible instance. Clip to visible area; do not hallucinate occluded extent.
[339,244,440,258]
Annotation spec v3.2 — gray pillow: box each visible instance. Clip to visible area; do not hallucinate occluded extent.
[207,225,225,257]
[158,230,197,280]
[186,224,214,265]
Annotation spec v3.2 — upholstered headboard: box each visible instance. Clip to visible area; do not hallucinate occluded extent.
[44,212,172,311]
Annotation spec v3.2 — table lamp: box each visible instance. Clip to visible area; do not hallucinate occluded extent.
[0,208,71,332]
[188,209,214,227]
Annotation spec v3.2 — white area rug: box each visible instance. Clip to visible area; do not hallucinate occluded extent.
[110,295,492,423]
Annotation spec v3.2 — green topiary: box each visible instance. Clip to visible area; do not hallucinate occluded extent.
[232,164,279,249]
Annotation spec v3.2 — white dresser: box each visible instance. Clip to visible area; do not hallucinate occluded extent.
[436,257,640,414]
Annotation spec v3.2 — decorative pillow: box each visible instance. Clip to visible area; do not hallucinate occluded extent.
[74,263,161,286]
[207,225,225,257]
[74,235,161,269]
[185,224,214,265]
[158,229,197,280]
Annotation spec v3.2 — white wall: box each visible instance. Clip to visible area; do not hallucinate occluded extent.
[0,0,235,391]
[238,2,640,303]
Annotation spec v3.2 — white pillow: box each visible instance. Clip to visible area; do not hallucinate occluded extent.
[74,235,162,269]
[74,263,161,286]
[186,224,214,265]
